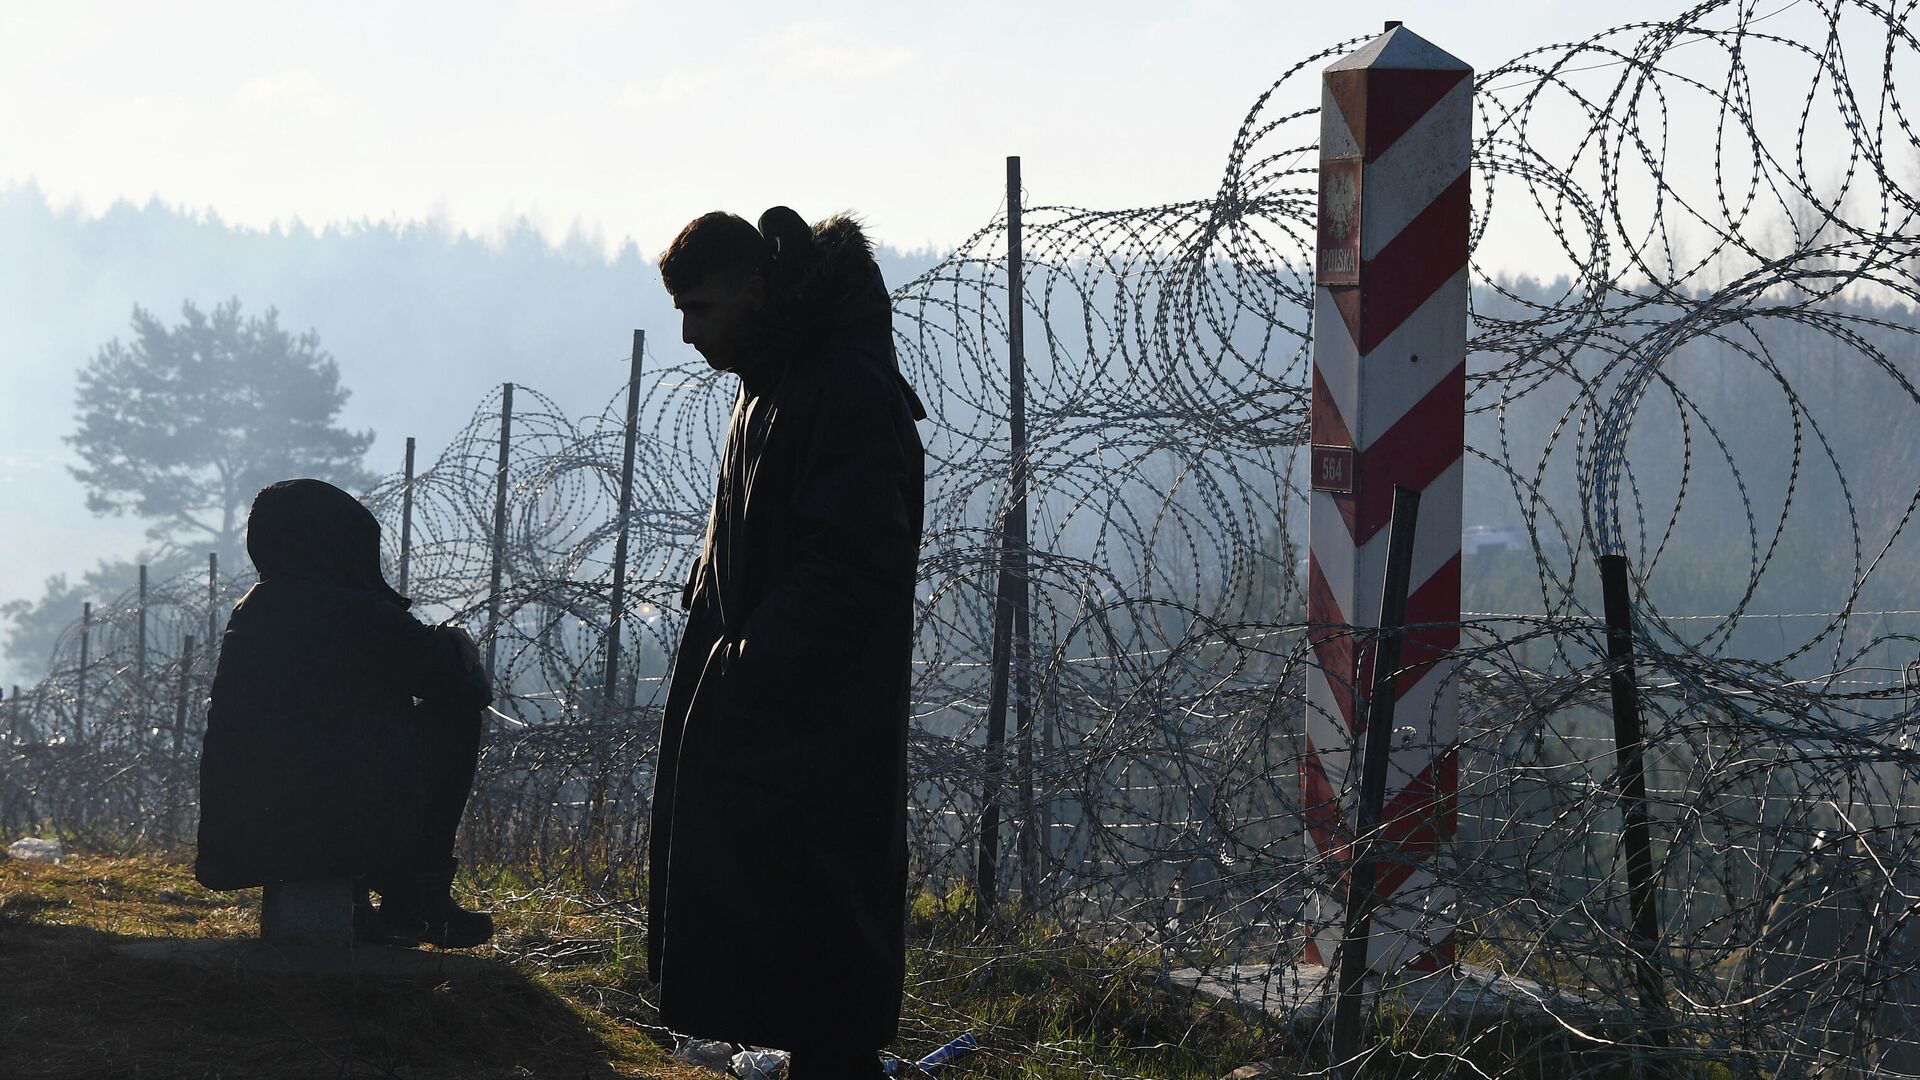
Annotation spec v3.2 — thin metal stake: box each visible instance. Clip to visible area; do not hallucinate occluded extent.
[604,330,645,707]
[978,155,1032,929]
[399,436,416,595]
[78,601,91,742]
[485,383,515,686]
[1331,485,1421,1078]
[207,553,219,650]
[172,634,196,758]
[168,632,197,841]
[1599,553,1674,1059]
[137,563,148,690]
[16,684,34,747]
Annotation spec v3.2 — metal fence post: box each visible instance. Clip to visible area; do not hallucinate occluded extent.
[78,601,91,742]
[137,563,148,691]
[10,685,29,747]
[207,552,220,651]
[1332,486,1421,1077]
[399,436,416,595]
[173,634,196,755]
[978,154,1033,929]
[1599,553,1674,1059]
[603,330,645,708]
[171,633,197,839]
[485,383,515,688]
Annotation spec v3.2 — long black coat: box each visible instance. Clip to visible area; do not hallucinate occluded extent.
[647,215,926,1050]
[195,479,490,890]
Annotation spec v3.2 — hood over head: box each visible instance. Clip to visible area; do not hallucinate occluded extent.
[755,207,928,420]
[246,478,410,609]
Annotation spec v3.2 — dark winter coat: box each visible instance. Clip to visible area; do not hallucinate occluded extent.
[194,479,490,890]
[647,213,927,1051]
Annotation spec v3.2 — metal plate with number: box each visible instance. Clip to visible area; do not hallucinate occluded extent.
[1310,443,1356,493]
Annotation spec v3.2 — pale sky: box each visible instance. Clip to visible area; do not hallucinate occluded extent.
[0,0,1709,262]
[0,0,1889,676]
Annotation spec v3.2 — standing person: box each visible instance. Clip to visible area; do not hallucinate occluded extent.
[647,208,927,1079]
[195,478,496,948]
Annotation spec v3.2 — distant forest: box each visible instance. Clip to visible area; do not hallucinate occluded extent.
[3,182,1918,684]
[0,185,939,679]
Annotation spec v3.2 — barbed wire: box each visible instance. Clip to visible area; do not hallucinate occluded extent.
[6,1,1920,1074]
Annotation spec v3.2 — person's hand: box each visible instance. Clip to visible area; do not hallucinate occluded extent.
[446,625,483,676]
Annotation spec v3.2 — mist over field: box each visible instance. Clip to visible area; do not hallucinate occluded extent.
[0,185,939,680]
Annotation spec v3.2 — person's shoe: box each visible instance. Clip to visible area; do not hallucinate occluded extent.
[372,858,494,949]
[377,893,494,949]
[787,1051,888,1080]
[352,879,422,947]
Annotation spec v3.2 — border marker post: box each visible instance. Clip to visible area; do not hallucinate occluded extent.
[1303,22,1472,976]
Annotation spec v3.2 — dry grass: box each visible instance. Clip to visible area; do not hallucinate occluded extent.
[0,851,1698,1079]
[0,852,711,1080]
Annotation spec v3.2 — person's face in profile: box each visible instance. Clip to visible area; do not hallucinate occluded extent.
[673,267,765,373]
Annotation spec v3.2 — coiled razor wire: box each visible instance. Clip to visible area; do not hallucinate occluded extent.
[6,2,1920,1074]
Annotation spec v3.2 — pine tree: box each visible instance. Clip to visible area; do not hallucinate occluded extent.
[67,298,376,561]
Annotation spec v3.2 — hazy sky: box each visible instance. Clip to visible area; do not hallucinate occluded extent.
[1,0,1699,262]
[0,0,1886,673]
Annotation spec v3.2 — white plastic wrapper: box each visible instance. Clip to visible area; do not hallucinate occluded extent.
[7,837,62,863]
[672,1037,736,1072]
[729,1049,790,1079]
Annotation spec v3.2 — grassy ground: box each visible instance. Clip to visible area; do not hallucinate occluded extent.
[0,851,707,1079]
[2,851,1714,1079]
[891,886,1294,1078]
[0,851,1293,1079]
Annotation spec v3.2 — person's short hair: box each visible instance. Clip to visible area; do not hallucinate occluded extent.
[658,212,768,295]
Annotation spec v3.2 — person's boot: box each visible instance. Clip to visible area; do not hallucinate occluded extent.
[353,878,422,948]
[374,857,494,949]
[787,1050,887,1080]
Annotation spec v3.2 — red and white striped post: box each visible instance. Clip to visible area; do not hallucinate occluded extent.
[1302,23,1471,975]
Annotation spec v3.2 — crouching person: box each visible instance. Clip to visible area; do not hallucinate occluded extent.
[194,478,495,948]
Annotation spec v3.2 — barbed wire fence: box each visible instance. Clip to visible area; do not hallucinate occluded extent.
[6,0,1920,1074]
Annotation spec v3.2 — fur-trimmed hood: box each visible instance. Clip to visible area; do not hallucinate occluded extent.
[755,207,927,419]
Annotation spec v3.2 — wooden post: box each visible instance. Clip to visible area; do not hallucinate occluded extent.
[485,383,514,686]
[1599,553,1673,1057]
[978,155,1034,928]
[1303,22,1471,974]
[1331,486,1420,1078]
[603,330,645,707]
[399,436,417,595]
